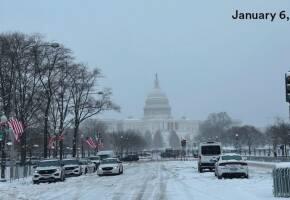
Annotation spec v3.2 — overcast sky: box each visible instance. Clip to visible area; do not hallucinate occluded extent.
[1,0,290,126]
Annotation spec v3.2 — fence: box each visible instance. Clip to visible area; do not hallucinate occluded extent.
[0,164,34,182]
[245,156,290,162]
[273,164,290,197]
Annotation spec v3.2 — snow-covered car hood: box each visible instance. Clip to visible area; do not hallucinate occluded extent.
[99,163,119,168]
[64,164,79,168]
[36,166,61,171]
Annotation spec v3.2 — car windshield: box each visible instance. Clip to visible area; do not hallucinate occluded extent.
[62,159,79,165]
[38,160,60,167]
[201,146,221,155]
[79,160,88,165]
[99,155,111,160]
[221,155,242,161]
[101,159,118,164]
[89,157,100,161]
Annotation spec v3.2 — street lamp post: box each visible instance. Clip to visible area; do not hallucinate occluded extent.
[81,134,84,158]
[235,133,239,154]
[0,112,8,182]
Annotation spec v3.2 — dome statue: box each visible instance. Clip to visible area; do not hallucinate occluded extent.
[144,74,171,119]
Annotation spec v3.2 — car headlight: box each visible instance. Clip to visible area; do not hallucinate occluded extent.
[114,166,119,169]
[34,170,39,173]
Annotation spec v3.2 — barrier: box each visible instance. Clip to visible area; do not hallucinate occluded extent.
[273,164,290,197]
[0,164,33,182]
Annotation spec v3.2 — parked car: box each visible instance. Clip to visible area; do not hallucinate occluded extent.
[79,159,96,174]
[97,158,123,176]
[88,156,101,169]
[161,149,180,158]
[32,159,65,184]
[121,154,139,162]
[97,150,115,161]
[198,141,222,173]
[62,159,82,177]
[215,153,249,179]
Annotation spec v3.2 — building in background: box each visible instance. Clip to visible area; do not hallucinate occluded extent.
[102,74,200,146]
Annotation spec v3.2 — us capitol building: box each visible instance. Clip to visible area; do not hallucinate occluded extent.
[102,74,200,143]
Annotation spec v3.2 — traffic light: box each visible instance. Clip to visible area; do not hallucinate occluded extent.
[181,139,186,147]
[285,72,290,102]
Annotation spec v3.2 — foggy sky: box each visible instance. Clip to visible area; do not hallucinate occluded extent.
[1,0,290,127]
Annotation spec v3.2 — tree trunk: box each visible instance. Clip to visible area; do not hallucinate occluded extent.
[20,130,26,165]
[43,97,50,158]
[59,140,63,160]
[72,122,79,157]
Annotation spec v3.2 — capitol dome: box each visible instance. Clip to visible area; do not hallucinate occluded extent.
[144,74,171,119]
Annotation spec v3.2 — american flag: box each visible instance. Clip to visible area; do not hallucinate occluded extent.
[48,135,56,149]
[86,137,96,149]
[8,118,24,142]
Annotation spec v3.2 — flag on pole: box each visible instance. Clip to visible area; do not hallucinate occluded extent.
[8,118,24,142]
[58,132,64,141]
[48,135,56,149]
[86,137,96,149]
[97,139,104,149]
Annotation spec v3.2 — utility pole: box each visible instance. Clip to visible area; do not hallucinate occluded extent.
[285,72,290,156]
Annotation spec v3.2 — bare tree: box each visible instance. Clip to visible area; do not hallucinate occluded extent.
[266,119,290,156]
[153,130,164,149]
[70,64,119,157]
[38,45,72,158]
[144,130,152,149]
[196,112,235,143]
[169,130,180,149]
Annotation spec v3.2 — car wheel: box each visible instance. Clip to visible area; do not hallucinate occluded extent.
[217,174,222,179]
[198,166,203,173]
[33,180,39,184]
[245,174,249,179]
[85,168,88,174]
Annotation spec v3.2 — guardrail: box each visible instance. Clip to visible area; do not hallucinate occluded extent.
[245,156,290,162]
[0,164,33,182]
[273,164,290,197]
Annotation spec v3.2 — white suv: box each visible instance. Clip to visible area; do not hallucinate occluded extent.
[198,142,222,173]
[62,159,82,177]
[33,160,65,184]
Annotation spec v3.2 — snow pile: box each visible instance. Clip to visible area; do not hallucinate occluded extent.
[275,162,290,169]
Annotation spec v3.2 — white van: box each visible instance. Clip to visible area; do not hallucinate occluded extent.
[198,142,222,173]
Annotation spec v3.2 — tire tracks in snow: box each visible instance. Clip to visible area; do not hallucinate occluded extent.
[111,162,151,200]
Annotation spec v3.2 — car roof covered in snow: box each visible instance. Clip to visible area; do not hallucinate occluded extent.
[97,150,114,155]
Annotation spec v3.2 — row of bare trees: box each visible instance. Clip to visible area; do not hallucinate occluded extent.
[196,112,290,155]
[0,32,119,163]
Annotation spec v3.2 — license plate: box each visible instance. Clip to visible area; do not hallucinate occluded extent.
[230,168,238,171]
[43,174,50,176]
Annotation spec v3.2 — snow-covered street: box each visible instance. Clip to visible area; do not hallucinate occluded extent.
[0,160,286,200]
